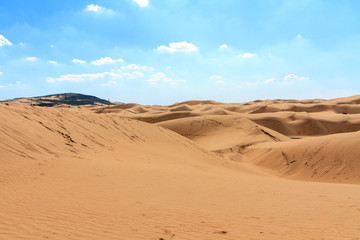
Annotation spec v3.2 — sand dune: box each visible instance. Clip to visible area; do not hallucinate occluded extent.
[1,96,360,239]
[244,131,360,183]
[96,95,360,183]
[157,112,360,183]
[247,111,360,136]
[158,115,289,151]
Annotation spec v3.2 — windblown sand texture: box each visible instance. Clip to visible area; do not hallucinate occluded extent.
[1,95,360,239]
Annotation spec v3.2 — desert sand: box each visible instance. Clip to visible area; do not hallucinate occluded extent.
[1,95,360,240]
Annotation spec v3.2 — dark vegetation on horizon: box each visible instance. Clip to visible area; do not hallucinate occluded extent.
[4,93,114,107]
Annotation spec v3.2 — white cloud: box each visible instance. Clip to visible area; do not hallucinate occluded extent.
[219,44,229,49]
[209,75,225,83]
[0,34,12,46]
[48,60,57,64]
[26,57,38,61]
[264,78,276,84]
[155,41,199,53]
[91,57,124,65]
[131,72,144,78]
[72,59,86,64]
[122,72,145,78]
[263,75,307,85]
[84,4,112,13]
[242,52,257,58]
[46,72,122,83]
[151,72,166,78]
[0,79,25,88]
[8,81,23,87]
[246,82,258,86]
[121,63,140,69]
[0,72,2,76]
[100,80,117,87]
[296,34,303,39]
[85,4,102,12]
[132,0,149,7]
[147,72,185,85]
[283,74,308,84]
[2,81,26,88]
[141,65,155,71]
[121,64,155,71]
[209,75,223,80]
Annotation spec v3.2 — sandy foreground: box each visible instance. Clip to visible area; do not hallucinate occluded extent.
[1,95,360,240]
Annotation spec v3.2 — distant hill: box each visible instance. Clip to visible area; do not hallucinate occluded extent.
[3,93,114,107]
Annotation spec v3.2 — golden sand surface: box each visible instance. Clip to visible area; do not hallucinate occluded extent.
[1,95,359,239]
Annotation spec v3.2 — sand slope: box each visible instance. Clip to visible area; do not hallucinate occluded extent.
[247,111,360,136]
[244,131,360,183]
[157,115,288,151]
[1,97,360,239]
[96,96,360,183]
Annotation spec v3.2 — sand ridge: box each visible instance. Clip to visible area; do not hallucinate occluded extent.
[96,95,360,183]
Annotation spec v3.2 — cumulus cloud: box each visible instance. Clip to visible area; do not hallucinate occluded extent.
[85,4,102,12]
[26,57,38,61]
[219,44,229,49]
[283,74,308,84]
[155,41,199,53]
[209,75,223,80]
[263,75,307,85]
[48,60,57,64]
[296,34,303,39]
[46,72,122,83]
[130,72,144,78]
[264,78,276,84]
[100,80,117,87]
[242,52,257,58]
[0,34,12,46]
[147,72,185,85]
[84,4,112,13]
[0,85,4,88]
[72,59,86,64]
[132,0,149,7]
[121,64,155,71]
[141,65,155,71]
[91,57,124,65]
[0,72,3,76]
[122,72,145,78]
[121,63,140,69]
[151,72,166,78]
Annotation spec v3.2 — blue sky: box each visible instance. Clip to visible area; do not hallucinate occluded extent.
[0,0,359,104]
